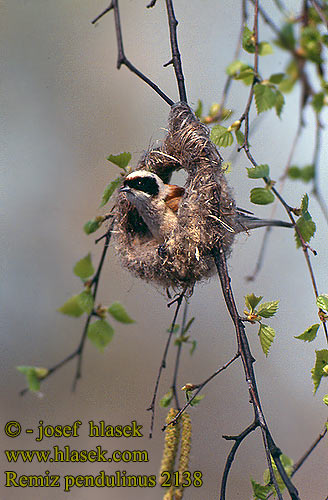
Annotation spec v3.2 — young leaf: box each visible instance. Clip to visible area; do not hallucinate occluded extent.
[251,479,272,500]
[275,90,285,117]
[295,324,320,342]
[258,41,273,56]
[189,394,205,407]
[257,300,279,318]
[323,395,328,406]
[242,26,256,53]
[17,366,48,392]
[312,92,325,113]
[108,301,135,324]
[300,165,314,182]
[83,217,104,235]
[254,83,277,114]
[160,389,173,408]
[275,23,296,51]
[234,68,255,85]
[107,152,131,169]
[258,324,275,356]
[76,290,94,315]
[87,319,114,352]
[73,253,95,280]
[250,187,274,205]
[182,317,195,335]
[210,125,233,147]
[247,164,270,179]
[99,177,122,208]
[311,349,328,393]
[301,193,309,212]
[190,340,197,355]
[295,217,316,248]
[288,166,301,179]
[195,99,203,118]
[245,293,263,311]
[57,295,84,317]
[235,129,245,146]
[316,295,328,313]
[269,73,285,84]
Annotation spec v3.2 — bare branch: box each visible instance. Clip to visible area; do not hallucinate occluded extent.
[165,0,187,103]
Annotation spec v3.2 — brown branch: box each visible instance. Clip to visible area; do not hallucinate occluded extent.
[20,223,114,396]
[212,242,300,500]
[292,421,327,476]
[93,0,174,106]
[220,420,259,499]
[164,0,187,103]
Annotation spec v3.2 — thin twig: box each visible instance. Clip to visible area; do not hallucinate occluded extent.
[220,420,259,500]
[164,0,187,103]
[171,301,189,409]
[147,290,185,438]
[292,422,327,476]
[91,2,114,24]
[310,0,328,28]
[93,0,174,106]
[163,352,240,429]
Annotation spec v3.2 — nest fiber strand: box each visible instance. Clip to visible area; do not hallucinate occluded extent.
[114,102,238,289]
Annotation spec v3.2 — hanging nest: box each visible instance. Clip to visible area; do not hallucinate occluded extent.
[113,102,238,290]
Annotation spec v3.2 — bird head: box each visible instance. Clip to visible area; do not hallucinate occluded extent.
[120,170,185,213]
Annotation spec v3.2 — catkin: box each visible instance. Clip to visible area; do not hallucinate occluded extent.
[175,413,192,500]
[159,408,181,486]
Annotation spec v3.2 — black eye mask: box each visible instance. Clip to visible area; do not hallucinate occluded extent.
[124,176,159,196]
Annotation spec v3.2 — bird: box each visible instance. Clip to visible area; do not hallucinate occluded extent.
[119,169,293,242]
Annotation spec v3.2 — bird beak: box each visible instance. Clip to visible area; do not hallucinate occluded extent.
[120,186,131,193]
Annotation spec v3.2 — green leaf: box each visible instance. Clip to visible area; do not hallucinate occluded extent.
[83,217,104,235]
[254,83,277,114]
[190,340,197,355]
[234,68,255,85]
[160,389,173,408]
[295,217,316,248]
[87,319,114,352]
[250,187,274,205]
[275,90,285,117]
[295,324,320,342]
[311,349,328,393]
[316,295,328,313]
[300,26,322,64]
[247,164,270,179]
[108,301,135,324]
[251,479,272,500]
[73,253,95,280]
[210,125,233,147]
[235,129,245,146]
[245,293,263,311]
[99,177,122,208]
[301,193,309,213]
[323,395,328,406]
[76,290,94,315]
[288,166,301,179]
[107,152,131,169]
[195,99,203,118]
[257,300,279,318]
[182,317,195,335]
[263,455,294,492]
[57,295,84,317]
[269,73,285,84]
[189,394,205,407]
[312,92,325,113]
[258,324,275,356]
[243,26,256,53]
[275,23,296,51]
[226,60,250,76]
[258,41,273,56]
[17,366,48,392]
[300,164,315,182]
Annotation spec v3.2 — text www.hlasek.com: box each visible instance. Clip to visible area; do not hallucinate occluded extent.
[5,446,148,464]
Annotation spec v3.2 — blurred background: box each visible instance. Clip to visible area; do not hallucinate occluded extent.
[2,0,327,498]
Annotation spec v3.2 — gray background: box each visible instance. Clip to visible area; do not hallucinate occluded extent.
[2,1,328,499]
